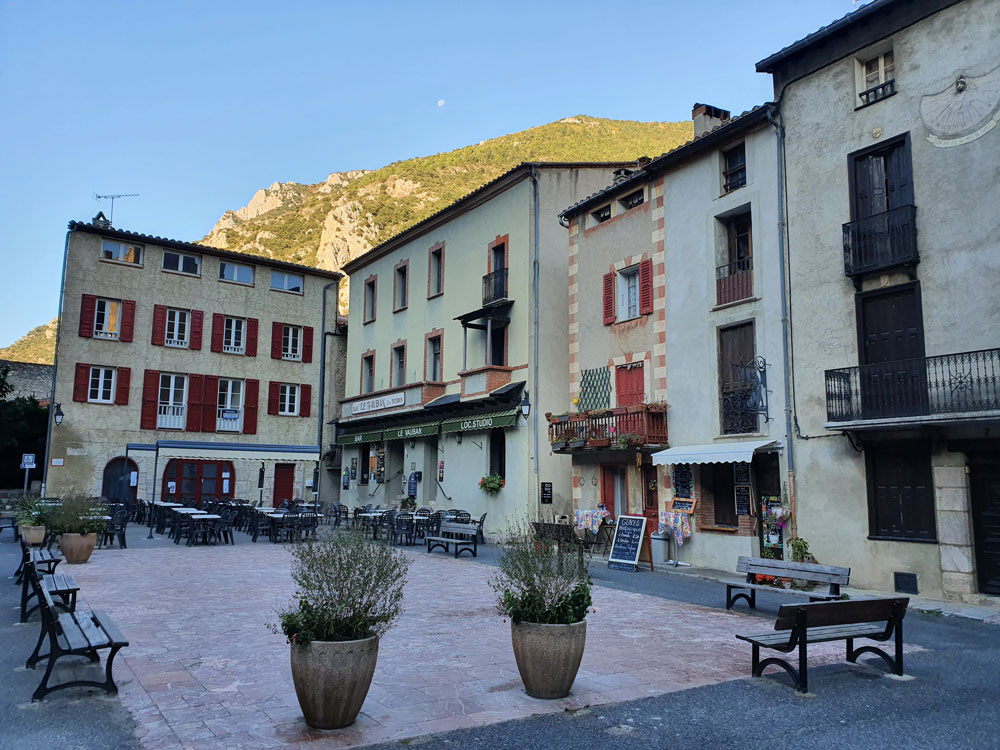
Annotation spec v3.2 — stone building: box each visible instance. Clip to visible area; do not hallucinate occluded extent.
[44,216,345,508]
[757,0,1000,599]
[0,360,53,402]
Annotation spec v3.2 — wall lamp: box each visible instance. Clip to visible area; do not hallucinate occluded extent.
[520,390,531,419]
[455,432,463,445]
[53,403,64,426]
[408,439,416,449]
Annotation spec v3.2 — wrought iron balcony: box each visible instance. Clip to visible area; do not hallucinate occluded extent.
[548,404,668,452]
[825,348,1000,423]
[483,268,508,305]
[843,204,918,277]
[858,79,896,108]
[716,257,753,306]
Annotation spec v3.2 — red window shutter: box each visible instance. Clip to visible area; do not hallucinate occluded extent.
[151,305,166,346]
[202,375,219,432]
[73,363,90,402]
[190,310,204,351]
[638,259,653,316]
[246,318,259,357]
[79,295,96,338]
[267,381,280,415]
[120,300,136,342]
[271,322,283,360]
[602,272,616,326]
[243,379,259,434]
[140,369,160,429]
[302,326,314,363]
[115,367,131,405]
[210,313,224,353]
[299,384,311,417]
[186,374,204,432]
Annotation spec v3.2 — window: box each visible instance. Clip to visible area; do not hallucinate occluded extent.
[619,189,644,210]
[270,270,303,294]
[93,298,121,340]
[489,427,506,479]
[164,308,189,348]
[393,345,406,387]
[725,211,752,264]
[489,325,505,367]
[427,336,442,382]
[857,49,896,107]
[591,205,611,224]
[702,463,737,527]
[719,322,757,434]
[723,143,747,193]
[223,317,245,354]
[617,267,640,321]
[100,239,143,265]
[282,325,302,361]
[157,373,186,429]
[358,443,371,486]
[278,384,299,416]
[88,367,116,403]
[362,354,375,394]
[162,251,201,276]
[429,245,444,297]
[394,262,408,311]
[866,441,936,541]
[716,209,754,305]
[364,277,377,322]
[219,261,254,285]
[217,378,243,432]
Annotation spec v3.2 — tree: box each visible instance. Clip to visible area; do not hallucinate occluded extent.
[0,366,48,489]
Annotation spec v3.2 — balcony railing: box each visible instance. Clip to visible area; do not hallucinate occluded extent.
[483,268,508,305]
[825,348,1000,423]
[843,204,918,277]
[716,257,753,305]
[222,342,244,354]
[548,404,668,451]
[217,407,243,432]
[157,404,185,430]
[858,79,896,108]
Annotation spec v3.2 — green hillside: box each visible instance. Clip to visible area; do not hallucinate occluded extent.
[0,319,58,364]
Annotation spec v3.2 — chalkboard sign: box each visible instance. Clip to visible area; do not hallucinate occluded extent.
[375,447,386,484]
[733,463,751,485]
[608,515,647,571]
[735,485,752,516]
[672,464,693,498]
[670,499,694,512]
[540,482,553,504]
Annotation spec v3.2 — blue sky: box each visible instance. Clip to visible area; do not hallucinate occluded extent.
[0,0,857,348]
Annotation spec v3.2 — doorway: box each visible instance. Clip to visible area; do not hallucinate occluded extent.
[642,464,659,541]
[273,463,296,508]
[102,457,138,507]
[601,465,627,517]
[970,455,1000,595]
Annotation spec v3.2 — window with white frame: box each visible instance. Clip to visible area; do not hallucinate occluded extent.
[217,378,243,431]
[617,267,640,321]
[157,373,186,429]
[93,298,121,340]
[857,49,896,107]
[162,251,201,276]
[88,366,116,403]
[100,239,143,265]
[223,316,245,354]
[282,325,302,361]
[219,261,254,285]
[279,383,299,415]
[270,270,303,294]
[164,308,189,348]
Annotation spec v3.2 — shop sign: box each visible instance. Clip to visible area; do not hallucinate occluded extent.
[441,409,518,433]
[352,392,405,415]
[385,423,438,440]
[221,409,240,420]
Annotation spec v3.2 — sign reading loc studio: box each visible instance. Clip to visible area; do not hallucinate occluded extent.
[352,391,405,415]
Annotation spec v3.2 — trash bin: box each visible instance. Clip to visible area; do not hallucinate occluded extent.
[650,531,670,567]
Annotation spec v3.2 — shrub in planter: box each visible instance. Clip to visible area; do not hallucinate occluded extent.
[490,519,592,699]
[272,530,410,729]
[14,495,46,545]
[45,496,107,563]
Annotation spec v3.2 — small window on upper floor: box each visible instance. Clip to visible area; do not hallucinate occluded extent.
[617,267,640,321]
[162,250,201,276]
[361,354,375,394]
[591,205,611,225]
[282,325,302,361]
[364,278,377,323]
[101,239,143,266]
[164,308,189,348]
[220,261,254,285]
[428,246,444,297]
[723,143,747,193]
[857,49,896,108]
[394,263,408,311]
[270,270,303,294]
[93,298,121,340]
[618,190,644,211]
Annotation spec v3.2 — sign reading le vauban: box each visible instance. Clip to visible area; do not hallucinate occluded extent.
[352,391,405,415]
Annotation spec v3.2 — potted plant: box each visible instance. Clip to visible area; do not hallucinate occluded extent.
[46,496,107,563]
[479,474,505,494]
[272,530,410,729]
[490,519,592,699]
[15,495,46,545]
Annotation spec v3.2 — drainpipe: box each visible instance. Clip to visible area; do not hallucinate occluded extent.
[316,279,341,507]
[530,167,541,520]
[766,104,797,536]
[41,229,72,497]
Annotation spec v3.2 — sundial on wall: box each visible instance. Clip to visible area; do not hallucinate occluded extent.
[920,63,1000,147]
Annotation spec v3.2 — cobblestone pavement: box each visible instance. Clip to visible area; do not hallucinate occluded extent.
[63,535,922,750]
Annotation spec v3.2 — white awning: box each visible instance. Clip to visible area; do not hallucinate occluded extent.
[151,442,320,463]
[651,440,780,466]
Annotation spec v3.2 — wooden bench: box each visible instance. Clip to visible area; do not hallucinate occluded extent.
[722,556,850,610]
[20,558,79,623]
[736,597,908,693]
[0,514,16,540]
[426,521,477,558]
[15,535,61,585]
[26,586,129,702]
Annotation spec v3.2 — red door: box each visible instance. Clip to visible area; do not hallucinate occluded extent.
[161,459,234,507]
[616,364,644,407]
[273,463,295,508]
[642,464,659,542]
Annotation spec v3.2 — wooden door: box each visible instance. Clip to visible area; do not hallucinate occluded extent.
[273,463,295,508]
[866,442,935,540]
[600,465,620,517]
[970,455,1000,595]
[616,364,644,407]
[102,458,137,506]
[858,285,927,418]
[642,465,659,542]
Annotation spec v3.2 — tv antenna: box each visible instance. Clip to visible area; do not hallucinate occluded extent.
[94,193,139,224]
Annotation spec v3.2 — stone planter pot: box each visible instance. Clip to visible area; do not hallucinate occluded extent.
[21,525,46,546]
[59,532,97,564]
[290,635,379,729]
[510,619,586,699]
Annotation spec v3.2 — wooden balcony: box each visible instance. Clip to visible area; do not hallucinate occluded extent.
[548,404,668,453]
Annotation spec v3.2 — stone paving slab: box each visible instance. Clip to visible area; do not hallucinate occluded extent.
[68,540,920,749]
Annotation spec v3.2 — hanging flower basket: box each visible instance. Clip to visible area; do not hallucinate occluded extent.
[479,474,505,493]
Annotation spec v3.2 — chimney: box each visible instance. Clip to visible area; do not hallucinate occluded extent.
[92,211,112,229]
[692,103,731,138]
[612,168,635,183]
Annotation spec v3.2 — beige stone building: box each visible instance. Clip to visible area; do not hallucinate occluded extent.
[43,215,345,509]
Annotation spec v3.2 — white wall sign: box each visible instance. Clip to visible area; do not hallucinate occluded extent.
[352,391,405,415]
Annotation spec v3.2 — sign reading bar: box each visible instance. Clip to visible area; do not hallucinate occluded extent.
[608,515,647,571]
[352,391,405,415]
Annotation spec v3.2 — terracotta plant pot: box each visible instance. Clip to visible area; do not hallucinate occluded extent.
[290,635,379,729]
[59,532,97,564]
[21,525,46,546]
[510,619,586,699]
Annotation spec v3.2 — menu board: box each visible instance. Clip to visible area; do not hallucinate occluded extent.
[735,485,752,516]
[540,482,553,504]
[672,464,693,498]
[733,463,751,485]
[375,447,386,484]
[608,515,647,571]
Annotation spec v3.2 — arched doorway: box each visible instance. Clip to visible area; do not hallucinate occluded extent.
[161,459,235,508]
[102,457,138,508]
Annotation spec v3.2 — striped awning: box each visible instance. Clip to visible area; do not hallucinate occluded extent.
[382,422,440,441]
[440,408,519,434]
[651,440,779,466]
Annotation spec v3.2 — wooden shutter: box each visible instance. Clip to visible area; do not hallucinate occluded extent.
[186,374,204,432]
[638,259,653,315]
[79,295,96,338]
[267,381,280,415]
[210,313,224,353]
[271,322,283,359]
[115,367,131,405]
[151,304,167,346]
[243,379,259,434]
[299,384,311,417]
[302,326,314,363]
[120,300,136,342]
[140,369,160,429]
[602,272,616,326]
[246,318,259,357]
[202,375,219,432]
[885,139,914,209]
[73,363,90,402]
[190,310,204,351]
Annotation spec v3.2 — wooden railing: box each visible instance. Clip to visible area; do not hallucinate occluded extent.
[548,404,668,449]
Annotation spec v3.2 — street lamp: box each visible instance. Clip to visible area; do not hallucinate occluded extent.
[53,404,64,426]
[519,391,531,419]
